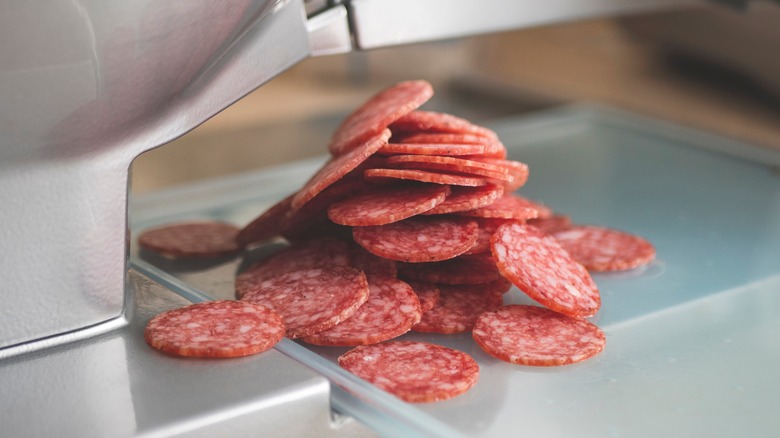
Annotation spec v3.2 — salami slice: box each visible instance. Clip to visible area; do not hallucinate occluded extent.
[352,216,479,263]
[379,142,487,157]
[236,195,293,246]
[138,221,243,259]
[329,80,433,156]
[302,276,421,346]
[291,129,390,211]
[491,223,600,318]
[470,158,529,190]
[338,341,479,403]
[463,218,518,255]
[390,110,498,140]
[240,266,369,338]
[473,305,606,366]
[412,284,504,334]
[407,281,440,313]
[527,214,572,235]
[235,237,349,298]
[552,225,656,272]
[385,155,514,182]
[364,168,487,187]
[398,253,503,285]
[328,184,450,226]
[422,184,504,216]
[281,179,366,242]
[394,132,496,146]
[144,300,285,358]
[348,243,398,277]
[457,194,546,221]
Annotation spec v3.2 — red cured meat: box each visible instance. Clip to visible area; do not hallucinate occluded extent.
[364,168,487,187]
[328,184,450,226]
[302,276,421,346]
[281,179,366,242]
[394,132,496,146]
[236,195,293,246]
[352,216,479,263]
[398,253,503,285]
[348,243,398,277]
[491,223,600,318]
[390,110,498,140]
[292,129,390,211]
[527,214,572,235]
[235,237,349,298]
[473,305,606,366]
[553,225,656,272]
[407,281,440,313]
[471,158,529,190]
[338,341,479,403]
[379,142,487,157]
[463,218,518,255]
[329,81,433,156]
[422,184,504,216]
[240,266,369,339]
[458,194,547,220]
[144,300,285,358]
[138,221,242,259]
[412,283,504,334]
[385,155,515,182]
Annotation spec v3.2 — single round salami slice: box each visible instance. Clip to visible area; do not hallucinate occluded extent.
[553,225,656,272]
[329,80,433,156]
[328,184,450,226]
[491,223,600,318]
[457,194,546,221]
[473,305,606,366]
[364,168,487,187]
[338,341,479,403]
[394,132,496,146]
[390,110,498,140]
[348,243,398,277]
[144,300,285,358]
[379,142,487,157]
[422,184,504,216]
[240,266,369,339]
[235,237,349,299]
[292,129,390,211]
[412,284,504,334]
[236,195,293,246]
[463,218,518,255]
[407,281,440,313]
[352,217,479,263]
[302,276,422,346]
[138,221,243,259]
[527,214,572,235]
[398,253,503,285]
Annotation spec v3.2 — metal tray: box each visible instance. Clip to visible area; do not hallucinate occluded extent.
[130,106,780,437]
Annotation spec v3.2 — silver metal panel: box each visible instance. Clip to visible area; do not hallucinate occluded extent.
[348,0,697,49]
[308,4,353,56]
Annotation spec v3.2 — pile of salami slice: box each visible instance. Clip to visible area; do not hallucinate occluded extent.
[139,80,655,404]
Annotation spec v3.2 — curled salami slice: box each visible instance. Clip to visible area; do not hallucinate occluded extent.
[379,142,487,157]
[352,216,479,263]
[138,221,242,259]
[553,225,656,272]
[364,168,487,187]
[240,266,369,339]
[390,110,498,140]
[527,214,572,235]
[422,184,504,216]
[412,284,504,334]
[235,238,349,298]
[491,223,600,318]
[348,243,398,277]
[457,194,546,221]
[470,158,529,190]
[394,132,496,146]
[144,300,285,358]
[473,305,606,366]
[281,179,366,242]
[291,129,390,211]
[329,80,433,156]
[236,195,293,246]
[463,218,518,255]
[398,253,502,285]
[407,281,440,313]
[328,184,450,226]
[302,276,421,346]
[338,341,479,403]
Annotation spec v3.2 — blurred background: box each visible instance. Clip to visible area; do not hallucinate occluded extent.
[131,3,780,194]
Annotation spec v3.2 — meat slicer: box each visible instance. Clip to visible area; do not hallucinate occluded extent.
[4,0,779,437]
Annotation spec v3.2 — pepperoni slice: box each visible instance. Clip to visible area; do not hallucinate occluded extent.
[329,81,433,156]
[398,253,503,285]
[348,243,398,277]
[491,223,600,318]
[144,300,285,358]
[412,283,504,334]
[379,142,487,157]
[240,266,369,339]
[352,217,479,263]
[328,184,450,226]
[394,132,496,146]
[552,225,656,272]
[235,237,349,298]
[138,221,243,259]
[338,341,479,403]
[407,281,440,313]
[390,110,498,140]
[422,184,504,216]
[292,129,390,211]
[527,214,572,235]
[236,195,293,246]
[364,168,487,187]
[463,218,518,255]
[302,276,421,346]
[457,194,546,220]
[473,305,606,366]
